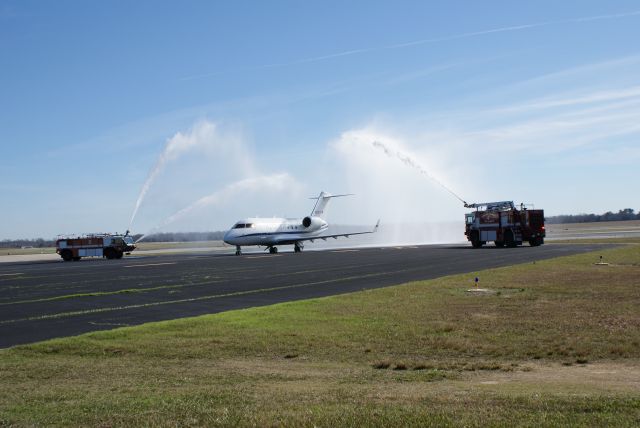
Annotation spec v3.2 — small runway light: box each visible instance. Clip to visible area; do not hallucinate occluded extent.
[466,276,493,294]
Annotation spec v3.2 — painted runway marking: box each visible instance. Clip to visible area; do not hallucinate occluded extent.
[332,250,359,253]
[124,262,177,268]
[245,255,281,259]
[0,273,22,277]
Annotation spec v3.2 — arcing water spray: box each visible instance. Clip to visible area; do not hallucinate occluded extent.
[371,141,467,205]
[129,121,225,230]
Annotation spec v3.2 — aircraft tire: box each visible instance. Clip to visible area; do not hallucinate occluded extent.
[269,247,278,254]
[495,240,505,248]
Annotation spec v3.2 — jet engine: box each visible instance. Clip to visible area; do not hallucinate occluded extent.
[302,216,324,229]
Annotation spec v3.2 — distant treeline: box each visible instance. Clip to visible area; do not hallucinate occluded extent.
[546,208,640,224]
[0,238,55,248]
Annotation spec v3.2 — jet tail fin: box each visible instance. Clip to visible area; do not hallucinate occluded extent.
[309,191,353,219]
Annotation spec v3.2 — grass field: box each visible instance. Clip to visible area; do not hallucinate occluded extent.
[0,247,56,256]
[1,244,639,426]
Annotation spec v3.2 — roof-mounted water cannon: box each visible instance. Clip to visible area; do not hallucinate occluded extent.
[464,201,516,211]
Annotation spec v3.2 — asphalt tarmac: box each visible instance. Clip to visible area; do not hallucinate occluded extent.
[0,243,610,348]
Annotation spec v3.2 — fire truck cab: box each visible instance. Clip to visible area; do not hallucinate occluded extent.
[464,201,545,248]
[56,233,136,261]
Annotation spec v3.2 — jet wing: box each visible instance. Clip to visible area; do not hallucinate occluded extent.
[295,220,380,243]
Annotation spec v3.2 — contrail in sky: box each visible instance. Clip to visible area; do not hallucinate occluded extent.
[180,10,640,81]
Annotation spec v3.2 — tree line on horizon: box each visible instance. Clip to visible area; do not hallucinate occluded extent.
[545,208,639,224]
[1,209,638,246]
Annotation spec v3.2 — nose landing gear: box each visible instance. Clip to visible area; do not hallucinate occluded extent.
[235,246,242,256]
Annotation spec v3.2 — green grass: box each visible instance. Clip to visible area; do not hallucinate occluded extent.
[1,245,640,426]
[0,247,56,256]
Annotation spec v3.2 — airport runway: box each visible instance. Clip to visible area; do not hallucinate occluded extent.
[0,243,611,348]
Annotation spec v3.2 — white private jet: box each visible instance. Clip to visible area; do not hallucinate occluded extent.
[223,191,379,255]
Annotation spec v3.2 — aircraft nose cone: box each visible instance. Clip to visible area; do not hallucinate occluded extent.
[223,230,233,244]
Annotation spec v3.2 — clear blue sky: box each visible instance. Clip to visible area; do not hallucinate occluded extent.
[1,1,639,239]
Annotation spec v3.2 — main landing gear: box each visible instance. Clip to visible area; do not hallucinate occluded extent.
[294,242,303,253]
[269,247,278,254]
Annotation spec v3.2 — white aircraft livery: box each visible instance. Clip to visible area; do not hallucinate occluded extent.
[223,191,379,255]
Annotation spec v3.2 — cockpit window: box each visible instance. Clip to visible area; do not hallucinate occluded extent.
[234,223,254,229]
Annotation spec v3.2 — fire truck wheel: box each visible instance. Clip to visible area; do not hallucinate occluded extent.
[529,236,544,247]
[115,251,124,259]
[470,231,482,248]
[104,248,116,259]
[61,249,73,262]
[505,230,516,248]
[495,240,505,248]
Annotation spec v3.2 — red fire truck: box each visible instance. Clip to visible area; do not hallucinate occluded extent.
[56,233,136,261]
[464,201,545,248]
